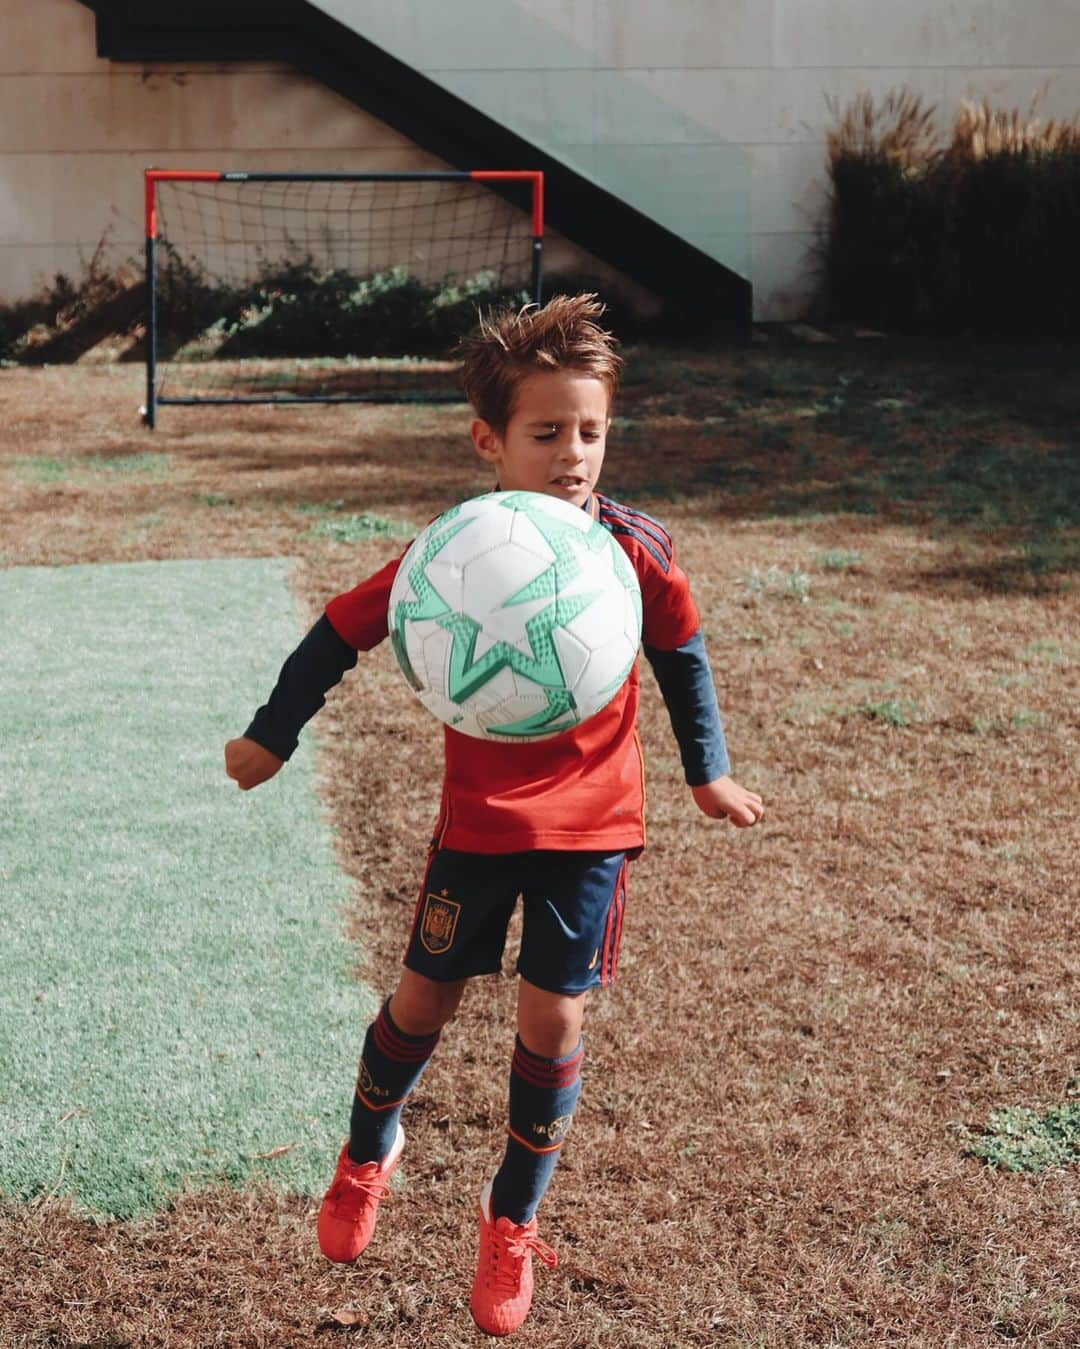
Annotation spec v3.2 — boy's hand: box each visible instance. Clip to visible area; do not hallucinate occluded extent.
[225,736,284,791]
[691,775,764,827]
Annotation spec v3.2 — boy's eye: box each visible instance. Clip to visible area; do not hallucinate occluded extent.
[533,430,558,442]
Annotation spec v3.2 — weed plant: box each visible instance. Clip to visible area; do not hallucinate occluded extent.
[966,1101,1080,1173]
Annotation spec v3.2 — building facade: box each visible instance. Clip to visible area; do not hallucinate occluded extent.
[2,0,1078,320]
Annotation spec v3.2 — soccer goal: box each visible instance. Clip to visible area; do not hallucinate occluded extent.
[143,169,544,427]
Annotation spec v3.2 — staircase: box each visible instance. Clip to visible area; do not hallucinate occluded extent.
[79,1,751,332]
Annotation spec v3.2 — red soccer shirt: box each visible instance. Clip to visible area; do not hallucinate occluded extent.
[324,494,700,854]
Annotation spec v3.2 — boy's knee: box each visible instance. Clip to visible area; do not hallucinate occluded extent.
[389,970,467,1036]
[517,981,586,1059]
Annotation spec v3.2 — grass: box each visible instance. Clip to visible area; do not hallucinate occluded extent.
[0,560,370,1218]
[16,452,171,482]
[301,511,414,544]
[0,343,1077,1346]
[817,549,863,571]
[849,697,923,727]
[743,565,812,604]
[965,1101,1080,1173]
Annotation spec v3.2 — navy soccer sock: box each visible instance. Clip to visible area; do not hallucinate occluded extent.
[490,1036,584,1225]
[348,998,440,1166]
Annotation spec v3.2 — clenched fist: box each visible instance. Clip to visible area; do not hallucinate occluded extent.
[225,736,284,791]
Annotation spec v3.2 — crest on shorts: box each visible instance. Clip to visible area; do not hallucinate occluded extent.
[420,892,461,955]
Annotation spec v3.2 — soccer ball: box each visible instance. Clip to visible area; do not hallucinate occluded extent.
[387,490,642,741]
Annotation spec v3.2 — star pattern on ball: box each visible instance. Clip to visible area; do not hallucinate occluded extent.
[392,494,613,737]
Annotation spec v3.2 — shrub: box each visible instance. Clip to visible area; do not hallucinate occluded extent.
[0,244,531,363]
[821,88,1080,333]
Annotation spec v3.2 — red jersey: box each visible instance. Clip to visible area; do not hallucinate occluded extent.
[324,494,701,854]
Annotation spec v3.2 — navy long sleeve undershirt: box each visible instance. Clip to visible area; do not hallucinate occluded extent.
[245,615,731,786]
[643,630,731,786]
[244,615,357,760]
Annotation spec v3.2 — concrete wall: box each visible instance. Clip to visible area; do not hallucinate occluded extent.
[3,0,1079,319]
[0,0,627,311]
[316,0,1080,319]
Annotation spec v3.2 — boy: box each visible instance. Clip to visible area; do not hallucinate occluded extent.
[224,295,763,1337]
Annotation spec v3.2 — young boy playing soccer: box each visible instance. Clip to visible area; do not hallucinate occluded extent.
[224,294,763,1336]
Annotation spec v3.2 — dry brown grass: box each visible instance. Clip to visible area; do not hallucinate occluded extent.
[825,85,1080,170]
[950,94,1080,161]
[825,88,941,170]
[1,345,1077,1347]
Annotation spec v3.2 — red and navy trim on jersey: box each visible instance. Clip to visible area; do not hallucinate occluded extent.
[596,495,674,573]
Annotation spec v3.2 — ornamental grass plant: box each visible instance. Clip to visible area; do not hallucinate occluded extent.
[822,87,1080,332]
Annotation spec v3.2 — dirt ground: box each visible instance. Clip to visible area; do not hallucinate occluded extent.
[0,341,1077,1348]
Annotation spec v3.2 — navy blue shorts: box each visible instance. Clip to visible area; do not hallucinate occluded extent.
[403,848,629,995]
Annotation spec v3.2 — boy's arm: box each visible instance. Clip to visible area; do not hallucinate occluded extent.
[243,615,359,760]
[643,630,730,785]
[644,633,764,828]
[622,508,763,828]
[226,616,358,790]
[226,555,401,791]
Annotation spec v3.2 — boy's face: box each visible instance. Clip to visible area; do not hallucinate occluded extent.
[471,369,610,509]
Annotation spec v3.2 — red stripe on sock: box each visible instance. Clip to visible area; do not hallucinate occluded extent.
[512,1060,582,1090]
[512,1042,583,1089]
[373,1009,438,1063]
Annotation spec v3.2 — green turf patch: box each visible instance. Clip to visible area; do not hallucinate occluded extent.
[15,453,171,483]
[302,511,413,544]
[0,559,372,1219]
[965,1101,1080,1173]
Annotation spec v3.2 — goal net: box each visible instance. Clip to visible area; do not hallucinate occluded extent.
[144,170,544,425]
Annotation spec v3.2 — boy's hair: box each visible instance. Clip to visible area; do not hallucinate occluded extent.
[458,293,622,432]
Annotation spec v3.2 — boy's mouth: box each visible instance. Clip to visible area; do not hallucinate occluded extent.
[550,475,587,488]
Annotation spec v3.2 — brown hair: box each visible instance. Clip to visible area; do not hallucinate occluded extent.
[458,293,622,432]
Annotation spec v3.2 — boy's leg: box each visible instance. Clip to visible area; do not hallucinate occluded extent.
[348,841,518,1168]
[319,969,465,1264]
[471,851,626,1334]
[490,980,586,1223]
[487,849,627,1225]
[348,968,467,1166]
[322,846,519,1266]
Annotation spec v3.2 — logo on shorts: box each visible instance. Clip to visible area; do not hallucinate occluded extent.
[420,892,461,955]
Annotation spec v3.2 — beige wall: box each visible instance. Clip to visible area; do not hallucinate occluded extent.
[316,0,1080,319]
[0,0,633,309]
[4,0,1079,319]
[0,0,444,300]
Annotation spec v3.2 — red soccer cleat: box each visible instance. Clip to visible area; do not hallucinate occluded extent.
[317,1125,404,1263]
[470,1182,558,1336]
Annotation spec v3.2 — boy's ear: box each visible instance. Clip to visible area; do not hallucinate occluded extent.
[471,418,503,464]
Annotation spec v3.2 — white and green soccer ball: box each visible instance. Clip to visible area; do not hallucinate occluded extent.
[387,490,643,741]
